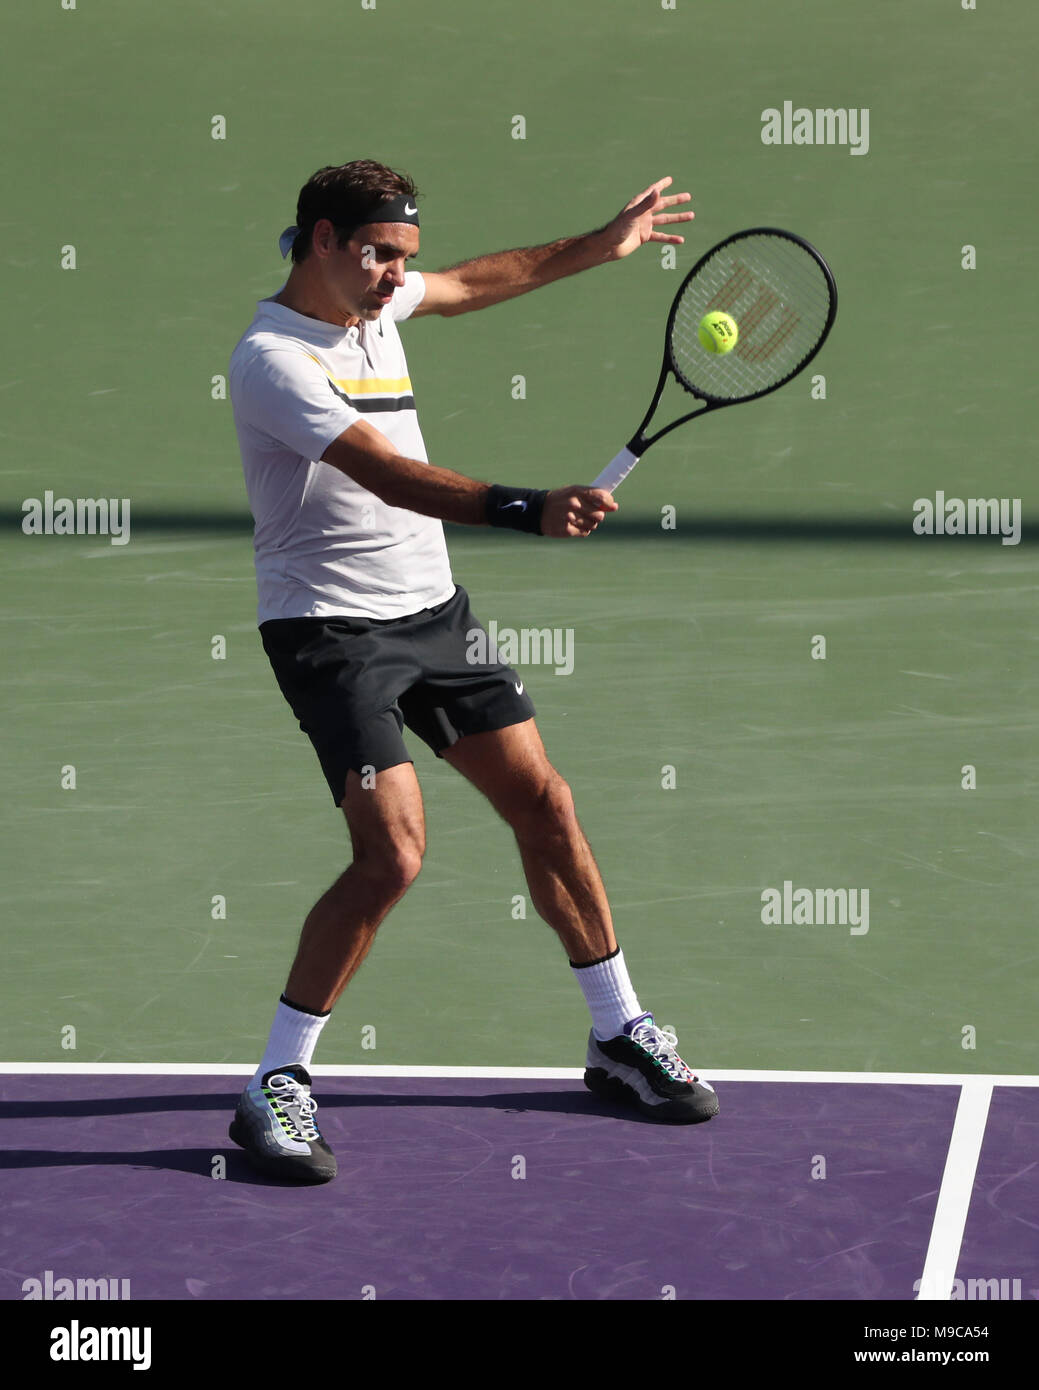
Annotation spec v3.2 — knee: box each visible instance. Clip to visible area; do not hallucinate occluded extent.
[510,773,577,842]
[354,836,424,899]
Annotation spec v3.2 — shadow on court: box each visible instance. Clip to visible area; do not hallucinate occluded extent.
[4,507,1027,543]
[0,1085,661,1131]
[0,1087,680,1187]
[0,1084,667,1184]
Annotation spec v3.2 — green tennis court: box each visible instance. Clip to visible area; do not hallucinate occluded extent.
[2,0,1036,1327]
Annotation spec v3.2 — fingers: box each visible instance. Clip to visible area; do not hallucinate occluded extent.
[561,487,618,537]
[619,182,694,243]
[576,486,619,516]
[648,201,694,247]
[568,511,601,535]
[655,192,693,210]
[623,174,672,213]
[625,189,660,219]
[543,486,619,538]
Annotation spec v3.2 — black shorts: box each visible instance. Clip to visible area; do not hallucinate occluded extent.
[260,584,536,805]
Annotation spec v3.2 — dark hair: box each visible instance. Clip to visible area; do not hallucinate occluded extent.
[289,159,419,264]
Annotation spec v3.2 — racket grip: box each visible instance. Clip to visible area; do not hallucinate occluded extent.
[591,446,641,492]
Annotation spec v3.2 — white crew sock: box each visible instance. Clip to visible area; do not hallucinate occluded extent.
[251,995,330,1086]
[570,947,644,1041]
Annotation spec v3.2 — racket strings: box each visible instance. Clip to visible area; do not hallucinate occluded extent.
[671,234,833,401]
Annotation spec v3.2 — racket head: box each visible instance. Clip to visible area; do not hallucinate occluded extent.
[664,227,837,410]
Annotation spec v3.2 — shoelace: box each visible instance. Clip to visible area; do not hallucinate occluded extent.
[629,1020,697,1083]
[267,1073,321,1142]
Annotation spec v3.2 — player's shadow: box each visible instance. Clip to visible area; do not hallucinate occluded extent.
[3,506,1025,544]
[0,1089,627,1122]
[0,1088,673,1183]
[451,516,1031,543]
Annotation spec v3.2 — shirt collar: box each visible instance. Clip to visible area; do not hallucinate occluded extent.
[258,290,366,344]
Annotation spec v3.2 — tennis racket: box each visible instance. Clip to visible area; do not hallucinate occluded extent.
[592,227,837,491]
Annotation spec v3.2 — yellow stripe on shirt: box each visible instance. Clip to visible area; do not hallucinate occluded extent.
[334,376,413,394]
[303,354,411,395]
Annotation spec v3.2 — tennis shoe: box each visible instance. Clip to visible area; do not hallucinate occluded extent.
[229,1063,337,1183]
[584,1012,719,1123]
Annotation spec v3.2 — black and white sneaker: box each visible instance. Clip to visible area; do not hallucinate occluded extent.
[584,1012,719,1124]
[229,1064,337,1183]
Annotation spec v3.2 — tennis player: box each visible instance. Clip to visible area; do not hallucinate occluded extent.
[227,159,719,1182]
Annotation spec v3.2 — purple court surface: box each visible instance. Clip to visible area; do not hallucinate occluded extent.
[1,1073,1036,1301]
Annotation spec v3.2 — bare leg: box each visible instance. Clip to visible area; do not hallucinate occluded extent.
[283,762,426,1014]
[442,720,617,964]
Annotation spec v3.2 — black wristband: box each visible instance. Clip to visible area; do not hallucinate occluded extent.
[485,484,549,535]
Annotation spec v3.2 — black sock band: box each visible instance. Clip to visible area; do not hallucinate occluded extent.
[280,992,331,1019]
[569,945,621,970]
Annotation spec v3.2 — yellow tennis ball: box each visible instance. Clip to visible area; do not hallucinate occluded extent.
[698,311,738,355]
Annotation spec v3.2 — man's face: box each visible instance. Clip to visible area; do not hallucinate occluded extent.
[316,219,420,324]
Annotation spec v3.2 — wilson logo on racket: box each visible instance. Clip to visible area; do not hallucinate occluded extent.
[591,227,837,493]
[707,258,802,363]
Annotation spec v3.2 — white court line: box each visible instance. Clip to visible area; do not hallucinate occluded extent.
[0,1063,1037,1084]
[916,1081,994,1302]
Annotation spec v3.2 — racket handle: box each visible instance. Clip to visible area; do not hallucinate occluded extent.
[591,445,641,493]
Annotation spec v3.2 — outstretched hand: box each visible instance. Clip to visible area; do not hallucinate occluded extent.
[541,486,619,538]
[600,176,695,261]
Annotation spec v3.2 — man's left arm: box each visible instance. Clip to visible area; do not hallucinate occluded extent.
[412,176,694,318]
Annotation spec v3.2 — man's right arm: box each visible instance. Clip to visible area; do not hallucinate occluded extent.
[322,420,617,538]
[322,418,489,526]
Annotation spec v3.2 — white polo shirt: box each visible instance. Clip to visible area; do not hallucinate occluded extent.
[229,271,456,623]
